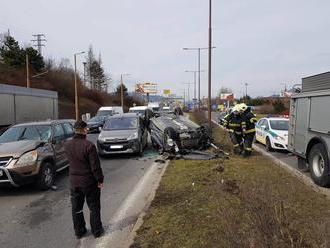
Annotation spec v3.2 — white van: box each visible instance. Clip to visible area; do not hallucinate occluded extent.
[96,106,124,117]
[129,106,149,116]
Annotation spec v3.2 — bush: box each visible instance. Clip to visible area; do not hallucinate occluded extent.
[272,99,287,114]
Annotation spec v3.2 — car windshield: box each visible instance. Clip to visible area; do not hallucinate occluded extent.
[269,120,289,131]
[89,116,104,122]
[97,110,113,116]
[104,117,138,130]
[129,109,145,114]
[0,125,51,143]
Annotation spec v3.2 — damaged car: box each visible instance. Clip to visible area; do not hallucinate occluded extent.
[149,112,211,153]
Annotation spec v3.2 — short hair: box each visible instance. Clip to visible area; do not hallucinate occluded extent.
[74,120,87,130]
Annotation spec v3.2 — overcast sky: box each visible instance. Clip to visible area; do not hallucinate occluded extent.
[1,0,330,98]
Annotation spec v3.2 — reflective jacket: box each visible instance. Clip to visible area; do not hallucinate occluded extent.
[223,113,243,135]
[241,108,258,134]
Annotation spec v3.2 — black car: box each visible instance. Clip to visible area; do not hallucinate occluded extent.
[87,116,107,133]
[149,113,211,153]
[97,113,148,156]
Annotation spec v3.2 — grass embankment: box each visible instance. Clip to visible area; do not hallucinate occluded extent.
[132,112,330,248]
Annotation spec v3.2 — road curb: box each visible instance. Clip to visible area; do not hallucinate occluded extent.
[211,118,330,199]
[90,157,169,248]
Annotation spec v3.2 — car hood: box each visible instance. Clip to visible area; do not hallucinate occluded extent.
[99,129,137,140]
[0,140,44,158]
[87,121,102,126]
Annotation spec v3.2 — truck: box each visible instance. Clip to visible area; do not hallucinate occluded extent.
[288,71,330,187]
[0,83,58,131]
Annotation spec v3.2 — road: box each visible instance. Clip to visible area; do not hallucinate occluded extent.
[0,133,158,248]
[211,112,299,169]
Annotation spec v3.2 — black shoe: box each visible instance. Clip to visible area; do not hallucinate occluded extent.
[93,228,104,238]
[76,228,87,239]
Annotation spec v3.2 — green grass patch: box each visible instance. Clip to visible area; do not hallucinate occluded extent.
[131,112,330,248]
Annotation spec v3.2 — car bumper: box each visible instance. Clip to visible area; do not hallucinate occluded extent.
[97,140,140,155]
[271,139,288,150]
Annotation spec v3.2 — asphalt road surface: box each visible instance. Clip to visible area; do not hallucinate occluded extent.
[0,133,158,248]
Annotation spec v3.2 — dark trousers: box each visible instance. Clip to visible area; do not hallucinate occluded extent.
[243,132,255,156]
[70,184,103,236]
[229,132,243,154]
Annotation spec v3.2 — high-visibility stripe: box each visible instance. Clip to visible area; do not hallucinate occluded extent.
[243,129,256,134]
[235,131,242,135]
[241,122,246,125]
[233,144,240,147]
[229,123,241,127]
[250,118,258,123]
[245,148,252,151]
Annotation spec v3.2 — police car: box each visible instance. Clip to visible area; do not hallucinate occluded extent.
[255,117,289,151]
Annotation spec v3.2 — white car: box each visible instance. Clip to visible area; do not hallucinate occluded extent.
[128,106,150,116]
[255,117,289,151]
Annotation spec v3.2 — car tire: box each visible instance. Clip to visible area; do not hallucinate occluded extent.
[308,143,330,187]
[35,162,55,190]
[265,137,273,152]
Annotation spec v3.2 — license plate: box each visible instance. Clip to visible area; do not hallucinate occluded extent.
[0,170,3,177]
[110,145,123,149]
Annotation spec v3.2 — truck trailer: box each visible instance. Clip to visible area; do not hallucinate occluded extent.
[0,83,58,129]
[288,71,330,186]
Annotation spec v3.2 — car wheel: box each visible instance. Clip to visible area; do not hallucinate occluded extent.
[309,143,330,187]
[35,162,55,190]
[265,137,273,152]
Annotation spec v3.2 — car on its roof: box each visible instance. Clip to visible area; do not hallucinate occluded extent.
[255,117,289,151]
[0,119,75,189]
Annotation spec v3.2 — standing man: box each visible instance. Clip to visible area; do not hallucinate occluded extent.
[223,105,244,155]
[64,120,104,239]
[240,103,257,157]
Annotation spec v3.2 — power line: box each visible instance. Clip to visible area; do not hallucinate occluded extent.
[31,34,46,55]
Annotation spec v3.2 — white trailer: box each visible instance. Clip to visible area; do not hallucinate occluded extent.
[288,72,330,186]
[0,84,58,128]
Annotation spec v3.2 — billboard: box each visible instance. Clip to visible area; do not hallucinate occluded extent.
[135,82,158,94]
[163,89,171,95]
[220,93,234,101]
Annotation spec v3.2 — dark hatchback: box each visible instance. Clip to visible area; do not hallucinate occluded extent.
[97,113,148,156]
[87,116,107,133]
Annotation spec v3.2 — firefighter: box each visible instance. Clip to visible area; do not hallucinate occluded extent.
[240,103,258,157]
[64,120,104,239]
[223,105,244,155]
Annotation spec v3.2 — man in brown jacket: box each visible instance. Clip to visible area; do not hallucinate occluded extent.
[64,120,104,239]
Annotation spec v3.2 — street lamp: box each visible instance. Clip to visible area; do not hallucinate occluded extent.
[74,51,85,120]
[245,83,249,102]
[207,0,213,128]
[183,47,215,109]
[185,70,205,104]
[120,74,131,108]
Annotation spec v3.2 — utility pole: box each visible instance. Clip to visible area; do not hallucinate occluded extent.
[245,83,249,102]
[26,54,30,88]
[208,0,213,128]
[31,34,46,55]
[83,62,87,87]
[183,82,193,106]
[120,74,131,108]
[74,51,85,120]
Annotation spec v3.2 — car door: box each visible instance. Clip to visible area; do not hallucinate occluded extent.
[52,124,67,169]
[256,119,265,143]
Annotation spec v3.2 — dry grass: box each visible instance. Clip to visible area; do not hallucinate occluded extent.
[131,112,330,248]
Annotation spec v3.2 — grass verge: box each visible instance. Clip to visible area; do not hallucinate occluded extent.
[131,112,330,248]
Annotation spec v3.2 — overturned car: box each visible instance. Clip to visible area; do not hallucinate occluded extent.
[149,112,211,154]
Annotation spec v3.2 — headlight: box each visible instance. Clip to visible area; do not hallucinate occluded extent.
[15,150,38,167]
[98,135,107,142]
[127,132,138,140]
[274,135,285,141]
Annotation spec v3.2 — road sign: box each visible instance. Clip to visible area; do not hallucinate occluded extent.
[163,89,171,94]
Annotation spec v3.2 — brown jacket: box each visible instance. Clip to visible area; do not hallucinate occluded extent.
[64,134,104,188]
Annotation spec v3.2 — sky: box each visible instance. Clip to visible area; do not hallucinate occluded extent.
[0,0,330,98]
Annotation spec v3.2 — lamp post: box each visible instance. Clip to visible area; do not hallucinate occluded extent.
[245,83,249,103]
[183,47,215,109]
[74,51,85,120]
[120,74,131,108]
[207,0,213,128]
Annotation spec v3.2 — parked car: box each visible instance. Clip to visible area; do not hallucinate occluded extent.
[149,113,211,153]
[87,116,107,133]
[96,106,123,117]
[97,113,148,156]
[255,117,289,151]
[0,120,75,189]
